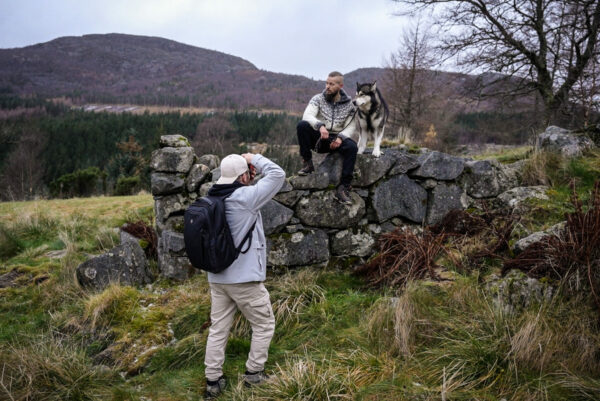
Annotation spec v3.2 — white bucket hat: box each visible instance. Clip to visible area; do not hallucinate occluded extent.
[216,154,249,184]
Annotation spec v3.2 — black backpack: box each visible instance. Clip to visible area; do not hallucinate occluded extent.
[183,194,256,273]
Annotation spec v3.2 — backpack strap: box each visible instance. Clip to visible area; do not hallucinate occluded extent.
[218,193,258,255]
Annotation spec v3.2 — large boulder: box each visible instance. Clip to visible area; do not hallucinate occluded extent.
[295,190,366,228]
[330,228,376,257]
[371,174,427,223]
[352,152,396,187]
[260,200,294,235]
[388,151,420,176]
[311,152,396,187]
[289,171,330,190]
[160,134,191,148]
[486,270,554,314]
[410,151,464,180]
[76,242,154,290]
[495,186,549,209]
[426,182,468,225]
[156,215,185,236]
[157,230,195,280]
[186,164,211,193]
[274,190,308,207]
[512,221,566,254]
[151,172,186,196]
[460,159,516,198]
[150,147,195,174]
[267,229,329,266]
[537,126,594,157]
[197,154,220,170]
[154,193,189,226]
[158,252,195,281]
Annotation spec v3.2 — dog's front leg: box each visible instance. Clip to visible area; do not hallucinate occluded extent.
[372,127,385,157]
[357,130,368,154]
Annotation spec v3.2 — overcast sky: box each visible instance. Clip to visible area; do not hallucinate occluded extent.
[0,0,413,80]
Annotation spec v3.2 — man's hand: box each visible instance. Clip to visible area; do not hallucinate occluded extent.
[319,126,329,139]
[330,137,342,150]
[241,153,255,164]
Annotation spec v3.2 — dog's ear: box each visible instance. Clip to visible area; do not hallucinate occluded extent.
[372,81,377,91]
[356,82,360,92]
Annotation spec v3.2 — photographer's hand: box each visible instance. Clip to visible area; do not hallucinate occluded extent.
[241,153,255,164]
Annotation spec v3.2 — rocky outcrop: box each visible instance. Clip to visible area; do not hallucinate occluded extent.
[495,186,549,210]
[512,221,566,254]
[76,242,154,290]
[537,126,594,157]
[461,159,517,198]
[486,270,554,314]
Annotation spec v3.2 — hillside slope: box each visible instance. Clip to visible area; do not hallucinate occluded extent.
[1,34,537,114]
[0,34,322,111]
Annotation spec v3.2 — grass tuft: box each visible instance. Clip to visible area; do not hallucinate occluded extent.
[0,334,119,401]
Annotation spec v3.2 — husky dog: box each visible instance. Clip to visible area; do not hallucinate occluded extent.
[354,82,389,157]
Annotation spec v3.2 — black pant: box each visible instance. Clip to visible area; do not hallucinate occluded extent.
[296,120,357,186]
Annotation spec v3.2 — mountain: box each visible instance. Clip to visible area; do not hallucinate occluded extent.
[0,33,534,114]
[0,33,323,111]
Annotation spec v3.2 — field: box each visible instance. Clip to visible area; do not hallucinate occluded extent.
[1,149,600,400]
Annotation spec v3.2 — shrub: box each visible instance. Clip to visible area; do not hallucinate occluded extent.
[504,180,600,315]
[355,228,447,288]
[114,175,141,196]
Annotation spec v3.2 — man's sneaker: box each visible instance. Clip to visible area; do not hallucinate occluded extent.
[243,370,270,387]
[335,185,352,205]
[297,160,314,176]
[204,376,226,399]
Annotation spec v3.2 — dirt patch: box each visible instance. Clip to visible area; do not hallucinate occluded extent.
[0,269,24,288]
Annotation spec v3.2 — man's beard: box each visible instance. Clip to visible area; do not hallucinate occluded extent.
[325,90,340,102]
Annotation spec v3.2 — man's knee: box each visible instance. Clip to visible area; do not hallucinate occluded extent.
[343,138,358,154]
[297,120,312,134]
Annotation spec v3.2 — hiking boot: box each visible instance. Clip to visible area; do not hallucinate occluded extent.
[243,370,271,387]
[334,185,352,205]
[204,376,226,399]
[297,160,314,176]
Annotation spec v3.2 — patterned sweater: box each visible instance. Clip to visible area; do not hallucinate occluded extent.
[302,89,357,141]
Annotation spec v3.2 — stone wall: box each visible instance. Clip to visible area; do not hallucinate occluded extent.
[150,134,526,280]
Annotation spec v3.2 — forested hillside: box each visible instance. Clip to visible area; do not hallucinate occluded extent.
[0,96,298,200]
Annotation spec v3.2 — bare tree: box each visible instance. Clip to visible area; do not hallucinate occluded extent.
[0,130,47,200]
[393,0,600,125]
[570,51,600,126]
[384,21,438,143]
[192,115,235,157]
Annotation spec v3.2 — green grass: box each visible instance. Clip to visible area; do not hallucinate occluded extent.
[2,151,600,400]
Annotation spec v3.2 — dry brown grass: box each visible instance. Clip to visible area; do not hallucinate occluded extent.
[0,194,152,225]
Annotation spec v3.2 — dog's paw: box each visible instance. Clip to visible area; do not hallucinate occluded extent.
[372,149,383,158]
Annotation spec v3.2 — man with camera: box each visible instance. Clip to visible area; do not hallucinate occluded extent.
[203,153,285,399]
[296,71,358,205]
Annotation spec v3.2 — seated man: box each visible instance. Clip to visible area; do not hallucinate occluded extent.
[296,71,357,205]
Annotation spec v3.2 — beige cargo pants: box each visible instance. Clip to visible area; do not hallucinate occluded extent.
[204,282,275,381]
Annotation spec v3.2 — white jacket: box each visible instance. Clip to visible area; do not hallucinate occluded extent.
[207,154,285,284]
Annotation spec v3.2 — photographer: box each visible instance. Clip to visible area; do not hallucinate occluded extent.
[296,71,358,205]
[203,153,285,399]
